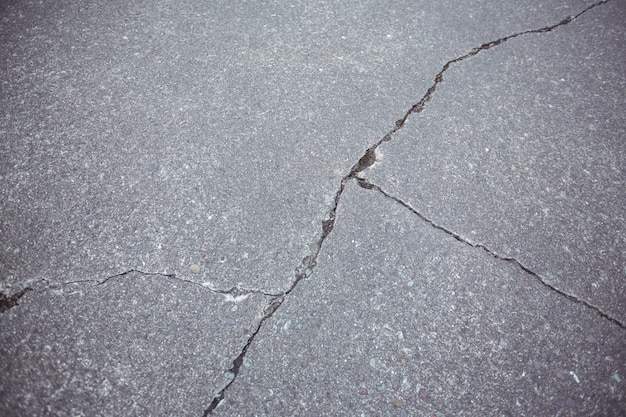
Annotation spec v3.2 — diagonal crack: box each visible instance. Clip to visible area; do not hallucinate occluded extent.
[203,294,283,415]
[356,177,626,329]
[350,0,610,174]
[203,1,614,413]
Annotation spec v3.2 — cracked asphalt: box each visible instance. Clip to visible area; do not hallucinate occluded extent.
[1,0,624,416]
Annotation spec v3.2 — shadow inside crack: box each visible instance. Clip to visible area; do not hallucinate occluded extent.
[0,287,32,313]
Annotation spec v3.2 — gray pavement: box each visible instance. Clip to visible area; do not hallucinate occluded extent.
[1,0,624,416]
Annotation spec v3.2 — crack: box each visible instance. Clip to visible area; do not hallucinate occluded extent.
[0,287,32,313]
[349,0,610,176]
[357,177,626,330]
[203,294,284,416]
[30,269,279,306]
[203,1,614,412]
[97,269,281,298]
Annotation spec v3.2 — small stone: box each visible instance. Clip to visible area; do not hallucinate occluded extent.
[551,397,564,407]
[189,264,201,273]
[359,387,368,395]
[613,371,621,383]
[565,397,578,408]
[418,388,428,400]
[369,358,377,369]
[243,357,252,368]
[391,398,403,407]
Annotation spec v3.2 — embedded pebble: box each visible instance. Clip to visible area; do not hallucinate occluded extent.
[418,388,428,400]
[189,264,201,273]
[391,398,403,407]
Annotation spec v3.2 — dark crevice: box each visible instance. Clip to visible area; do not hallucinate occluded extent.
[357,177,626,330]
[0,287,32,313]
[203,1,613,413]
[348,0,609,179]
[203,294,284,416]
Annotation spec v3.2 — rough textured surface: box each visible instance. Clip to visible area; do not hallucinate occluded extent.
[1,0,624,416]
[0,0,599,293]
[214,181,625,416]
[0,271,268,416]
[367,0,626,324]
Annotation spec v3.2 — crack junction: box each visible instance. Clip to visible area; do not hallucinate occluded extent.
[202,1,613,412]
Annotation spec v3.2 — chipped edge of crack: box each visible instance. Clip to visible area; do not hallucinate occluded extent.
[1,269,281,312]
[357,177,626,330]
[0,287,32,313]
[96,269,282,297]
[203,1,612,413]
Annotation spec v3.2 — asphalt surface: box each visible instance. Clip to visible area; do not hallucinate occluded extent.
[1,1,625,416]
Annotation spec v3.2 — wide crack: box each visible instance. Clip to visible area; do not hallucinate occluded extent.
[203,1,613,413]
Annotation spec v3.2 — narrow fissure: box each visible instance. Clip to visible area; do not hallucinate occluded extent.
[357,177,626,329]
[203,1,612,413]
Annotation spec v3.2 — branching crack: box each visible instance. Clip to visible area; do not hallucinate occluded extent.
[203,1,615,412]
[357,177,626,329]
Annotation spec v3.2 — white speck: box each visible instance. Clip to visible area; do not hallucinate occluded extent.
[570,371,580,384]
[613,371,621,383]
[225,293,250,303]
[283,320,292,332]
